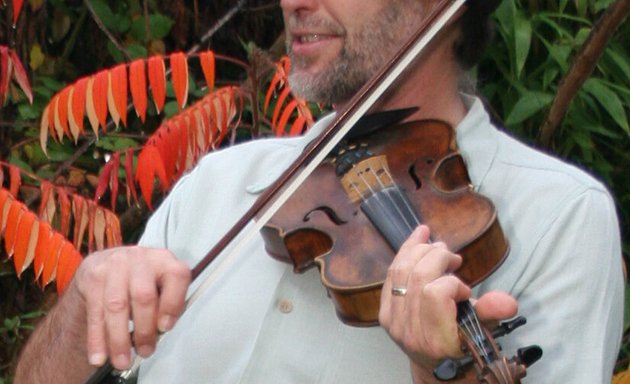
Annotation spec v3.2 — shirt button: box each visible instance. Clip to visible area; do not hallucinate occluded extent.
[278,299,294,314]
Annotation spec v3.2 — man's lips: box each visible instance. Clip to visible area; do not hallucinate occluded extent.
[289,32,341,56]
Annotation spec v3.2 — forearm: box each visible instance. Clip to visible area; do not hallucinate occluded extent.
[15,282,95,384]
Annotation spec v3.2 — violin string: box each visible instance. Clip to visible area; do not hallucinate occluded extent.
[357,167,414,240]
[459,302,492,363]
[378,158,421,231]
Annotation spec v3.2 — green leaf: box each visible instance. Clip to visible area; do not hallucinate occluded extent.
[505,91,553,125]
[514,11,532,78]
[583,78,630,135]
[130,14,174,41]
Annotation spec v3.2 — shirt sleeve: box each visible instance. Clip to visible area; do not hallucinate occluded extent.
[506,187,624,383]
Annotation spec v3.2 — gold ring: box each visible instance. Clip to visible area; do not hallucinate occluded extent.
[391,287,407,296]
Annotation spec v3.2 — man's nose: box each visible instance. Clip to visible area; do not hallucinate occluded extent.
[280,0,318,15]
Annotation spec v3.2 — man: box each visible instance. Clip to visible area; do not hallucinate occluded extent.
[15,0,624,383]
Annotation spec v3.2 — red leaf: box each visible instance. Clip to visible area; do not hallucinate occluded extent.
[57,187,71,237]
[0,46,11,105]
[289,114,306,136]
[109,152,121,210]
[124,148,138,206]
[9,165,21,197]
[264,72,283,113]
[33,221,52,280]
[148,55,166,113]
[129,59,148,122]
[94,158,114,203]
[12,210,37,276]
[135,145,167,210]
[199,51,215,91]
[108,64,128,127]
[170,52,189,111]
[9,49,32,104]
[12,0,24,26]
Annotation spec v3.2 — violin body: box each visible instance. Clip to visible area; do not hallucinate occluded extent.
[261,119,509,326]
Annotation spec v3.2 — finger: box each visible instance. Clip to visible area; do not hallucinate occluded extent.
[78,263,108,366]
[406,247,462,290]
[129,264,159,358]
[474,291,518,322]
[398,225,431,254]
[103,256,132,370]
[413,275,470,357]
[155,254,191,332]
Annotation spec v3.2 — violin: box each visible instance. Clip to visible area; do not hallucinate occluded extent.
[86,0,541,382]
[262,111,542,381]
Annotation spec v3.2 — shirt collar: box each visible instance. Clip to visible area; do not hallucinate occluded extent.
[455,95,499,190]
[246,96,498,194]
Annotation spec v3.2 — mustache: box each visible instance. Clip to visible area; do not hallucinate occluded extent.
[285,14,345,35]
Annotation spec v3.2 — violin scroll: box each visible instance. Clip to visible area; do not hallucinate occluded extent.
[434,302,543,383]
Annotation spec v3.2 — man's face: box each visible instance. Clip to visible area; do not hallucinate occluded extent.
[281,0,425,105]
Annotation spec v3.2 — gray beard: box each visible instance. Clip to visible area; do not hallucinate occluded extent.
[287,1,418,105]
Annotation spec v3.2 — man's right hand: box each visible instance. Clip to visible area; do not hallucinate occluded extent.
[72,246,191,370]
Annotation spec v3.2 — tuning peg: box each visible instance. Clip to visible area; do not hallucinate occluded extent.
[516,345,543,367]
[492,316,527,338]
[433,355,473,381]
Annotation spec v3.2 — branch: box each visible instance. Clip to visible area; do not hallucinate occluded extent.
[83,0,132,61]
[537,0,630,148]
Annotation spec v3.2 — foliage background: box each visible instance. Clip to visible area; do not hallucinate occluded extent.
[0,0,628,382]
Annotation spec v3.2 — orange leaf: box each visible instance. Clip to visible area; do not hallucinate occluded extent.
[38,180,55,222]
[56,243,82,294]
[0,188,13,232]
[199,51,215,91]
[129,59,147,122]
[93,206,106,250]
[108,64,128,127]
[9,49,32,103]
[42,232,64,287]
[40,104,51,155]
[289,114,306,136]
[33,221,51,280]
[12,0,24,26]
[85,77,100,137]
[275,99,298,136]
[148,55,166,113]
[271,86,291,129]
[72,195,89,250]
[9,165,21,197]
[170,52,188,111]
[92,70,110,131]
[135,146,167,210]
[12,210,37,276]
[105,210,122,247]
[4,202,24,258]
[68,77,88,141]
[54,87,71,140]
[264,72,283,113]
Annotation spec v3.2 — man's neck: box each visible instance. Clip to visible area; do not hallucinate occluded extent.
[334,22,467,129]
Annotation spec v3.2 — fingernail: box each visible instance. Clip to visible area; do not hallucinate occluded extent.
[136,344,155,357]
[158,315,174,332]
[113,353,130,369]
[88,352,106,366]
